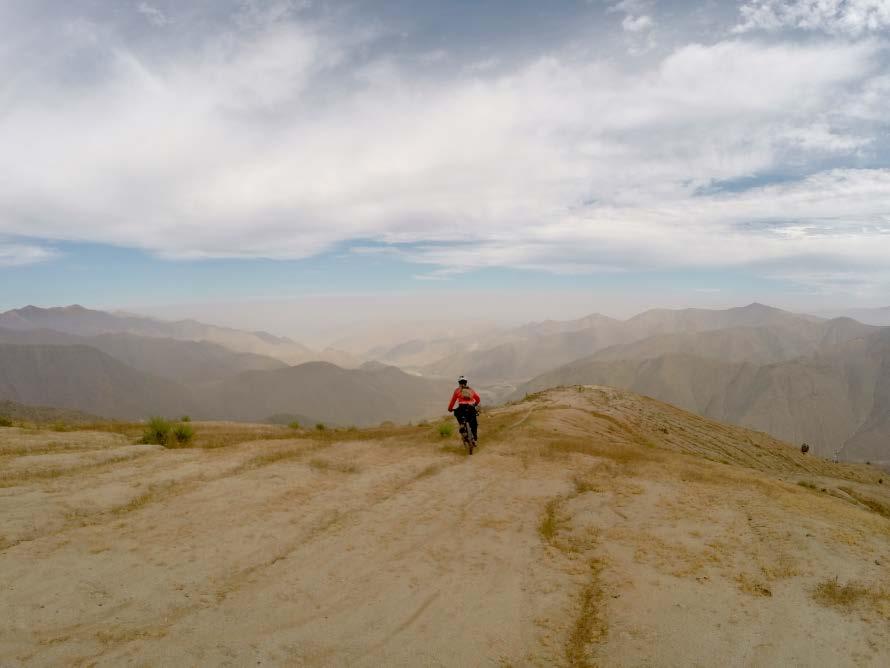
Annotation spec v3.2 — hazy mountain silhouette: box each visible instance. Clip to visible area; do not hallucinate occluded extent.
[0,344,197,420]
[818,306,890,326]
[206,361,452,426]
[424,304,847,383]
[0,305,317,364]
[0,327,286,385]
[516,328,890,463]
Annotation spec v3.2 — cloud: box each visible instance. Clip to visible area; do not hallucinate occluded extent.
[607,0,657,51]
[0,242,59,267]
[735,0,890,36]
[0,5,888,290]
[622,14,654,32]
[136,2,169,27]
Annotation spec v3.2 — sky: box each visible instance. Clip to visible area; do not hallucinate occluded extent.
[1,0,890,339]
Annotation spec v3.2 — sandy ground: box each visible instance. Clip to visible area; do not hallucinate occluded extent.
[1,386,889,667]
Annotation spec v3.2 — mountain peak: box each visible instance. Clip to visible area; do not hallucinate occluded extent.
[739,302,778,312]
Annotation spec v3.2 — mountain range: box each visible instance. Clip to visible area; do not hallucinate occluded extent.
[0,305,353,366]
[1,302,888,463]
[0,306,449,425]
[515,326,890,463]
[419,303,875,383]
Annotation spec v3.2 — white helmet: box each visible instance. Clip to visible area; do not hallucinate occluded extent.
[458,375,468,385]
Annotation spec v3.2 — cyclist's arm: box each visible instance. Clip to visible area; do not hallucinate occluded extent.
[472,390,481,405]
[447,389,459,412]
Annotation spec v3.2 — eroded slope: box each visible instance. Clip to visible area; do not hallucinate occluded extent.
[1,387,888,666]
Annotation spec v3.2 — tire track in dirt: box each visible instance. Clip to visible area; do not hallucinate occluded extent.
[52,452,467,665]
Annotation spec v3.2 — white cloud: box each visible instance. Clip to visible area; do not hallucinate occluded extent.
[736,0,890,36]
[136,2,169,27]
[622,14,654,32]
[0,243,59,267]
[0,10,888,287]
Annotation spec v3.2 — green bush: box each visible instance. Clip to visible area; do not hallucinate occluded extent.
[0,417,13,428]
[288,420,301,430]
[180,415,192,422]
[141,417,196,447]
[141,417,172,445]
[315,423,326,431]
[173,422,194,445]
[438,422,453,438]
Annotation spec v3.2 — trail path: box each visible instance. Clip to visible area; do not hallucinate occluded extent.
[2,387,889,666]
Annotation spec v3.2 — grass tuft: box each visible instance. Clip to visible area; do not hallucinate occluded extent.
[0,417,13,428]
[308,458,359,474]
[172,422,194,445]
[437,422,454,438]
[812,577,871,608]
[141,417,173,445]
[539,498,564,545]
[566,559,607,668]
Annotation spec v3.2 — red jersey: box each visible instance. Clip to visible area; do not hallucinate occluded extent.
[448,386,481,411]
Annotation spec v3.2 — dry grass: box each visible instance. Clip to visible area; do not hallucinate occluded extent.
[414,463,444,480]
[542,437,659,468]
[572,474,602,495]
[839,487,890,519]
[111,482,180,516]
[812,578,874,609]
[308,458,359,474]
[539,497,565,545]
[566,559,607,668]
[0,441,116,457]
[0,451,151,488]
[234,444,321,472]
[736,573,773,597]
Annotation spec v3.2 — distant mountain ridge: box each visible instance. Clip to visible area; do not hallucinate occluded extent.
[0,327,286,385]
[818,306,890,326]
[207,361,452,426]
[0,344,197,420]
[421,303,863,383]
[0,305,318,365]
[515,327,890,463]
[0,342,451,427]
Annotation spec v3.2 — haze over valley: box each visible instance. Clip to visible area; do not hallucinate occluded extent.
[1,302,888,466]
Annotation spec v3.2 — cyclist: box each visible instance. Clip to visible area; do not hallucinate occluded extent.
[448,375,481,442]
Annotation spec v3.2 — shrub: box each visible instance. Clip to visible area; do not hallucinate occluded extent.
[438,423,453,438]
[180,415,192,422]
[288,420,301,430]
[141,417,172,445]
[315,423,326,431]
[172,422,194,445]
[0,417,12,428]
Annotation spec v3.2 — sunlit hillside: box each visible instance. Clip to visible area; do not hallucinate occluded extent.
[2,387,888,666]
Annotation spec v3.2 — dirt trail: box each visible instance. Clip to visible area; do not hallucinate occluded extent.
[2,386,889,666]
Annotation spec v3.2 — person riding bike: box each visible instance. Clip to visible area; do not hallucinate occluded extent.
[448,376,481,442]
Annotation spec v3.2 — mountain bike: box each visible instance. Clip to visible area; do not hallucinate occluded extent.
[455,407,477,455]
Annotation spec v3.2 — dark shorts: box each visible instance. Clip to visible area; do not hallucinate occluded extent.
[453,404,478,439]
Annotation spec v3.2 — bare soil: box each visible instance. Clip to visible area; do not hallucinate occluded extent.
[1,386,889,666]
